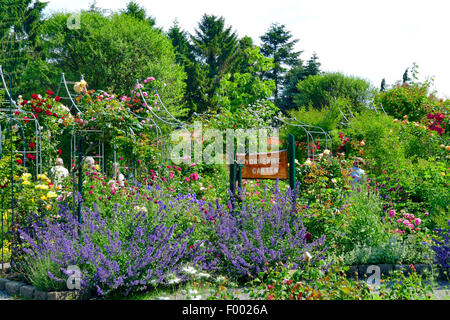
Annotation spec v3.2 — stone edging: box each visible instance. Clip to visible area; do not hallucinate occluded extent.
[1,264,448,300]
[0,278,84,300]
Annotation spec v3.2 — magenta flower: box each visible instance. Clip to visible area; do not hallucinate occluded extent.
[189,173,199,181]
[388,209,396,217]
[414,218,421,226]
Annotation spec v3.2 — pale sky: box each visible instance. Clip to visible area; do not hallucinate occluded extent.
[44,0,450,98]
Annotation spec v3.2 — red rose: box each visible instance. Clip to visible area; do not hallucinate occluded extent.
[14,111,20,116]
[46,90,54,96]
[29,142,35,149]
[35,107,42,113]
[55,96,61,102]
[58,149,62,155]
[46,110,52,116]
[16,158,23,165]
[23,116,30,123]
[31,94,39,100]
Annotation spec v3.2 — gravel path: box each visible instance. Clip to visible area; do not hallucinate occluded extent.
[0,290,10,300]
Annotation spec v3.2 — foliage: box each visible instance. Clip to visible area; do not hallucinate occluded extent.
[342,110,405,172]
[214,46,276,114]
[342,236,434,265]
[0,0,48,97]
[38,11,186,103]
[378,266,433,300]
[260,23,302,103]
[342,186,388,251]
[296,151,351,205]
[249,261,373,300]
[189,14,239,112]
[284,99,344,160]
[196,101,279,131]
[375,82,441,122]
[294,72,373,112]
[280,53,321,110]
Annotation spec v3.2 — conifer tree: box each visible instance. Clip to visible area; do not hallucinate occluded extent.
[260,23,301,105]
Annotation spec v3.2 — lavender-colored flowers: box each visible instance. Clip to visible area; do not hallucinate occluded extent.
[430,220,450,269]
[203,185,327,278]
[19,202,202,296]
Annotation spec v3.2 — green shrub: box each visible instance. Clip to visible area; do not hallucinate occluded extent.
[294,72,374,113]
[375,83,434,121]
[342,110,405,173]
[342,236,434,265]
[342,185,387,252]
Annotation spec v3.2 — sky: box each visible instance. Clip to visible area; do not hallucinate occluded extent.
[43,0,450,98]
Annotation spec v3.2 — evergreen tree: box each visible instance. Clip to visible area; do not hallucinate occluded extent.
[280,62,305,110]
[380,78,386,92]
[233,36,255,74]
[304,52,321,77]
[168,20,204,113]
[280,53,321,110]
[168,20,194,64]
[0,0,47,95]
[124,1,156,26]
[190,14,239,111]
[402,68,410,84]
[260,23,302,105]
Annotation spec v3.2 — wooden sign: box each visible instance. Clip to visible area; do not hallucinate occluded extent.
[235,150,288,180]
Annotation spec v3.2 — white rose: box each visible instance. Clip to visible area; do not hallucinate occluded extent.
[303,251,312,263]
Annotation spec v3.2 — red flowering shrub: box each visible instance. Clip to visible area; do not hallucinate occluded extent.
[427,112,446,136]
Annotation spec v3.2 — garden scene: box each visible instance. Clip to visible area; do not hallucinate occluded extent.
[0,1,449,302]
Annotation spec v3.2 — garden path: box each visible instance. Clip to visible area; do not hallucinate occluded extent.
[0,290,10,300]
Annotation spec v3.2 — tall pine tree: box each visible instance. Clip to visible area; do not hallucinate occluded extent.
[168,20,206,113]
[189,14,239,112]
[0,0,47,96]
[124,1,156,26]
[304,52,321,77]
[280,53,321,110]
[260,23,301,105]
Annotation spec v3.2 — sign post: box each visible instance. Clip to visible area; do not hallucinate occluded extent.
[288,134,296,191]
[229,134,297,202]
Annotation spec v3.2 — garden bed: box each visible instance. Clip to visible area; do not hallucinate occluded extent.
[1,263,447,300]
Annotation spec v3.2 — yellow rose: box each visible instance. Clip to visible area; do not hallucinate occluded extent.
[22,180,31,186]
[22,173,32,179]
[47,191,57,198]
[40,195,48,201]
